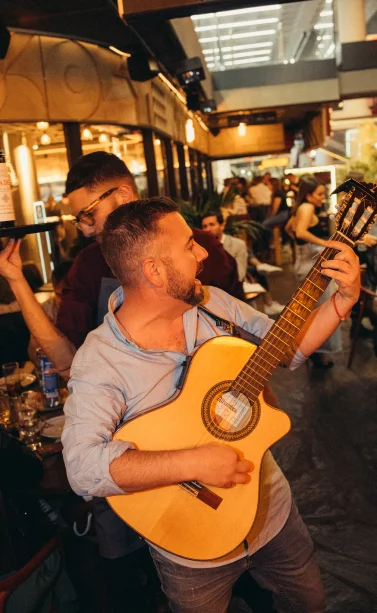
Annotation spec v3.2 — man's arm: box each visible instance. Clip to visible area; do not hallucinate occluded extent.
[62,350,251,498]
[0,240,75,378]
[295,240,360,357]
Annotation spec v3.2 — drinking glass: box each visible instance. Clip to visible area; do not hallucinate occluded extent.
[0,390,11,429]
[2,362,22,397]
[14,401,42,450]
[20,390,42,411]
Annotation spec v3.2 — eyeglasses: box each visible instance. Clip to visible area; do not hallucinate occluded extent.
[71,187,118,228]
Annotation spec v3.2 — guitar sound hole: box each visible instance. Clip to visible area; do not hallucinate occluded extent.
[202,381,260,441]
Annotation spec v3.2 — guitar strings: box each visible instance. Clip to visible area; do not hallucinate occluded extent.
[209,233,352,443]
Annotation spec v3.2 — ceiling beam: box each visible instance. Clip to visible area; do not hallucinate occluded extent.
[119,0,307,21]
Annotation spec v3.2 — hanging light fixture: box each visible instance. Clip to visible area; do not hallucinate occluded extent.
[40,132,51,145]
[36,121,49,131]
[81,127,93,141]
[238,122,247,136]
[32,143,39,150]
[185,119,195,143]
[98,132,109,144]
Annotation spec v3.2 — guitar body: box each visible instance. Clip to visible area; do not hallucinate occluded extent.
[107,336,291,561]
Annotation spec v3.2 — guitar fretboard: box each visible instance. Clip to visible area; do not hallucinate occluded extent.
[231,231,352,401]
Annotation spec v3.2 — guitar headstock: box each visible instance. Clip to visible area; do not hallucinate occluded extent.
[332,178,377,243]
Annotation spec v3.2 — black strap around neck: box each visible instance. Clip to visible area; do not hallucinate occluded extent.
[198,305,261,347]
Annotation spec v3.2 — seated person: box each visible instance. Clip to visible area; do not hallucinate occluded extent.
[201,211,284,315]
[263,178,290,229]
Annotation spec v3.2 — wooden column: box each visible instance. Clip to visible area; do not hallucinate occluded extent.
[176,142,189,201]
[164,139,177,199]
[143,129,159,196]
[63,123,83,168]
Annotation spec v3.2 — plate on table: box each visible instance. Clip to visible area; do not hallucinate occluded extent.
[41,415,65,439]
[0,373,37,390]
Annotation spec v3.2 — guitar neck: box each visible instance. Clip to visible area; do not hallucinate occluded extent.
[232,231,352,401]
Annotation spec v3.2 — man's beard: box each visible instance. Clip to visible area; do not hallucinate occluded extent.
[164,257,204,307]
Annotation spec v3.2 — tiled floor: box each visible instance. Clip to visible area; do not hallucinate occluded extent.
[69,258,377,613]
[228,261,377,612]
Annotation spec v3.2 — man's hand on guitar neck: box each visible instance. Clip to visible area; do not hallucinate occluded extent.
[110,444,253,493]
[296,240,361,357]
[320,240,361,311]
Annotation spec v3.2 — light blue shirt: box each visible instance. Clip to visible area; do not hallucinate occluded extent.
[62,285,304,498]
[62,286,305,567]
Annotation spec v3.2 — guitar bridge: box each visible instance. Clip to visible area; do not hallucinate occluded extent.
[179,481,223,510]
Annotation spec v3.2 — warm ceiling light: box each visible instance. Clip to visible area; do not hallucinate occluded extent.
[98,133,109,144]
[192,5,281,19]
[221,42,273,52]
[40,132,51,146]
[195,18,279,31]
[217,4,281,16]
[223,49,272,59]
[185,119,195,143]
[325,43,335,56]
[238,122,246,136]
[36,121,49,131]
[32,144,39,150]
[220,30,276,41]
[154,138,161,146]
[81,127,93,141]
[224,56,270,66]
[109,46,131,57]
[314,22,334,29]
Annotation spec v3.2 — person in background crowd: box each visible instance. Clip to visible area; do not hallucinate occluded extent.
[0,152,245,613]
[202,211,284,315]
[202,211,248,281]
[0,152,244,378]
[248,175,272,222]
[352,221,377,350]
[263,178,290,230]
[285,176,342,368]
[285,173,300,196]
[63,196,360,613]
[28,260,73,366]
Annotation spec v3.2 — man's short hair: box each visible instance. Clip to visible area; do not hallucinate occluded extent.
[65,152,137,195]
[102,196,179,287]
[202,210,224,225]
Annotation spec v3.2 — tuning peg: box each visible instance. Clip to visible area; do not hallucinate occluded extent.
[331,179,355,195]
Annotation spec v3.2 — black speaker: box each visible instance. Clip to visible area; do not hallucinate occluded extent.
[127,51,159,82]
[200,99,217,113]
[0,21,10,60]
[176,57,205,86]
[186,89,201,111]
[209,126,220,137]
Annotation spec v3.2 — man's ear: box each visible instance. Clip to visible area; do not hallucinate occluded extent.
[142,258,164,288]
[114,183,136,205]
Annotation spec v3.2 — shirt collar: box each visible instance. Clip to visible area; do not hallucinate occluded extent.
[104,286,199,354]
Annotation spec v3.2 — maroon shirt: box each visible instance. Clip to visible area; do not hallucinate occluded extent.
[57,228,244,348]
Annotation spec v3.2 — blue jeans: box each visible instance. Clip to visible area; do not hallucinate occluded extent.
[150,500,325,613]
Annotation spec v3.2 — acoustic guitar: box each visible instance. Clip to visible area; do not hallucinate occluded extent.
[107,179,377,561]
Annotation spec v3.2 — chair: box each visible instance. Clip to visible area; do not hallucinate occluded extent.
[269,223,285,266]
[0,536,62,613]
[347,285,377,369]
